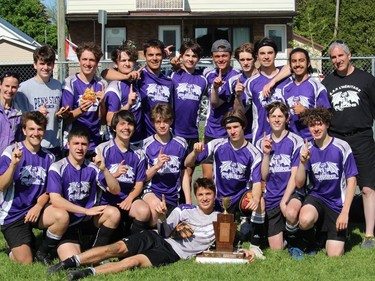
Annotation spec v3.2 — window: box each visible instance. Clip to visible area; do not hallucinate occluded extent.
[159,25,181,57]
[105,27,126,60]
[264,25,287,54]
[195,26,251,57]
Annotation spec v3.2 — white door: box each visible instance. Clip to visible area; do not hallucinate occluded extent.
[159,25,181,56]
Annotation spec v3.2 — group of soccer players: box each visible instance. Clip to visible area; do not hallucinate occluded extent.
[0,35,372,279]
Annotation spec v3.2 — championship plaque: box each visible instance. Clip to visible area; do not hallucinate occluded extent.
[196,197,248,264]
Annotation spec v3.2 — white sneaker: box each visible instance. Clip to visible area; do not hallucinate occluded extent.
[249,244,266,260]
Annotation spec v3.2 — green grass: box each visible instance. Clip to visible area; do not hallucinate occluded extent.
[1,224,374,281]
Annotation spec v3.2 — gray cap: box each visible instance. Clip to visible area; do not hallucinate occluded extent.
[211,39,232,52]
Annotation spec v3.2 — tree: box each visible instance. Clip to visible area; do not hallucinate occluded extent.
[295,0,375,56]
[0,0,57,49]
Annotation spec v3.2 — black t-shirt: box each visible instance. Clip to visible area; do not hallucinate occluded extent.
[322,68,375,134]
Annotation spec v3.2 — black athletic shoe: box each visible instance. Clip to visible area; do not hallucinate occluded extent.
[67,269,93,281]
[34,250,52,266]
[47,261,68,274]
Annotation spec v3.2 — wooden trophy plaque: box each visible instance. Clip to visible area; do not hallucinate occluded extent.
[196,197,248,263]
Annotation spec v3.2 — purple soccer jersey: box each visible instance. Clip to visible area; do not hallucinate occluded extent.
[104,80,144,142]
[203,67,241,138]
[47,158,106,225]
[96,140,146,205]
[256,132,303,210]
[62,74,106,150]
[195,138,262,206]
[0,143,55,225]
[244,69,288,144]
[280,76,331,140]
[142,134,188,206]
[225,72,253,139]
[172,69,208,138]
[305,137,358,214]
[137,68,173,137]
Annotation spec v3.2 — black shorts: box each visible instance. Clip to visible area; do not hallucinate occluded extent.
[266,206,285,237]
[122,230,180,266]
[202,135,216,164]
[331,128,375,190]
[1,216,38,249]
[288,191,305,204]
[183,137,199,154]
[58,217,97,246]
[303,195,346,242]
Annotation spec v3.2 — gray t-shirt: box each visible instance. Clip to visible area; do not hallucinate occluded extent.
[16,77,62,148]
[161,204,218,260]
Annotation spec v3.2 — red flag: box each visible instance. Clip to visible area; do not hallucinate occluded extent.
[65,38,78,61]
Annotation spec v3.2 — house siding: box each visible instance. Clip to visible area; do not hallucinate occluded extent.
[0,41,34,63]
[66,0,295,14]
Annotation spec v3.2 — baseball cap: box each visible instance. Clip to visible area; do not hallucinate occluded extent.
[211,39,232,53]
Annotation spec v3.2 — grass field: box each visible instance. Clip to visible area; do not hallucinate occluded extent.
[1,224,374,281]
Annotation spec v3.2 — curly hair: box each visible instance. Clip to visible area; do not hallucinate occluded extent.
[300,107,333,127]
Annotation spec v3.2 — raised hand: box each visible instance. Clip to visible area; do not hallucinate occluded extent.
[300,138,311,164]
[235,76,245,96]
[95,83,105,103]
[113,159,128,178]
[193,137,205,155]
[291,101,305,115]
[155,194,168,220]
[156,147,170,169]
[39,100,49,116]
[55,105,70,119]
[93,148,106,171]
[164,45,174,57]
[213,69,224,89]
[262,132,273,155]
[11,142,23,165]
[127,83,138,107]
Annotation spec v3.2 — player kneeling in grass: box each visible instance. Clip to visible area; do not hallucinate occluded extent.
[46,178,257,280]
[296,107,357,256]
[0,112,69,265]
[255,101,303,250]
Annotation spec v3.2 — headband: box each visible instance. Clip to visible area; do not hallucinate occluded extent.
[222,116,243,126]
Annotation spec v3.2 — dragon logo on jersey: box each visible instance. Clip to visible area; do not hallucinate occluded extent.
[311,162,339,181]
[286,96,310,112]
[153,155,180,174]
[259,89,284,107]
[220,161,247,180]
[269,154,291,173]
[109,163,135,183]
[176,83,201,101]
[146,84,170,102]
[68,182,91,201]
[331,90,360,111]
[19,165,46,186]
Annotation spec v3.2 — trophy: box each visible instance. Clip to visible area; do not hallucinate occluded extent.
[196,197,248,263]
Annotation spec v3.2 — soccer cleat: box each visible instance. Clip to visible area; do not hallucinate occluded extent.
[361,236,375,249]
[249,244,266,260]
[46,260,73,274]
[289,247,304,260]
[34,250,52,266]
[67,269,94,281]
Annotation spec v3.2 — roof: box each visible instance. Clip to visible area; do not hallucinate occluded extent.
[66,10,297,21]
[0,17,40,50]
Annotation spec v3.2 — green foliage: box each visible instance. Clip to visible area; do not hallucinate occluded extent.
[0,0,57,49]
[295,0,375,55]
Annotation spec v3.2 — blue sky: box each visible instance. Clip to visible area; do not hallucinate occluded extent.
[42,0,56,8]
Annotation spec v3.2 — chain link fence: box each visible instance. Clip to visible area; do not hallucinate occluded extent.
[1,57,374,83]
